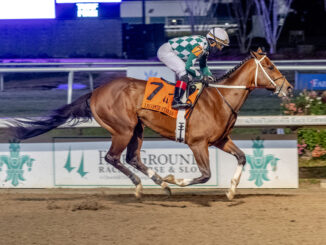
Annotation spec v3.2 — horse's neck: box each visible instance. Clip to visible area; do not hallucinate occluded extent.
[218,61,254,113]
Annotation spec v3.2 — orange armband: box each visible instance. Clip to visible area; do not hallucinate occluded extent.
[192,45,203,57]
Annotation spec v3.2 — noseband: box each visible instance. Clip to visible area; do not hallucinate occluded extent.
[254,56,287,96]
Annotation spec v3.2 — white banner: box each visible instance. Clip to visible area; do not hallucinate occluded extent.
[217,140,298,188]
[127,66,176,83]
[0,138,298,188]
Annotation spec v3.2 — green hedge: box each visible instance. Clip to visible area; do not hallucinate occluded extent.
[297,128,326,150]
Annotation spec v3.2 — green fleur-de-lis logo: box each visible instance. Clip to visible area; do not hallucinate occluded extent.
[0,140,34,186]
[245,138,279,187]
[64,147,88,178]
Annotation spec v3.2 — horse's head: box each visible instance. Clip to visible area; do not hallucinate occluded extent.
[250,48,293,97]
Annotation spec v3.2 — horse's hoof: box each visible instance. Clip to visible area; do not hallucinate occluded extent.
[163,174,175,183]
[134,184,143,199]
[161,182,172,196]
[226,190,235,201]
[164,186,172,196]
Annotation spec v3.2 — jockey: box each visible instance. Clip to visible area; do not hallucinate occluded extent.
[157,27,229,109]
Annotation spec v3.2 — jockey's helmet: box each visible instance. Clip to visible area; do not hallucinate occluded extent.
[206,27,230,48]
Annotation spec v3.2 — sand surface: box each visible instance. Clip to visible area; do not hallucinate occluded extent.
[0,186,325,245]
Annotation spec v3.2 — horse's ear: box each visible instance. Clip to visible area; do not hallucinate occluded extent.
[257,47,263,53]
[257,47,266,55]
[250,50,258,58]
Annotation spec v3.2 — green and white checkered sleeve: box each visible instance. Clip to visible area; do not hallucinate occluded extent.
[185,53,201,78]
[199,54,212,76]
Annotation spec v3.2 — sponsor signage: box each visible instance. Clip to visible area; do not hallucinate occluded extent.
[127,66,176,83]
[0,138,298,189]
[295,72,326,90]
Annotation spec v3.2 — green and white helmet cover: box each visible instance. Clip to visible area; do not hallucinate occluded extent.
[206,27,230,46]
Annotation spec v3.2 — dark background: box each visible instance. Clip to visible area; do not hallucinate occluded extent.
[0,0,324,59]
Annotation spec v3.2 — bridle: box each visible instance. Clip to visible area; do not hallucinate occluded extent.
[209,55,287,96]
[203,55,288,116]
[253,55,287,96]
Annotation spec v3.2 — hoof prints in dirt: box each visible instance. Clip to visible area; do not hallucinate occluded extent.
[47,200,105,211]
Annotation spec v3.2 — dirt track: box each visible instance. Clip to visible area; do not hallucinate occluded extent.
[0,186,325,245]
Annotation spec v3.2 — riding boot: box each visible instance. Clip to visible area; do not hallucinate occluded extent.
[172,80,191,109]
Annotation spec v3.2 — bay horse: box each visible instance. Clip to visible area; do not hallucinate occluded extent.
[10,48,292,200]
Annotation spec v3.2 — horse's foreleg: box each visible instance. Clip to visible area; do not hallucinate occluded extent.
[106,135,143,199]
[215,137,246,200]
[126,121,171,196]
[164,142,211,187]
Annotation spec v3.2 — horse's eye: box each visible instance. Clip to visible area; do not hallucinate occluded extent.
[269,65,274,70]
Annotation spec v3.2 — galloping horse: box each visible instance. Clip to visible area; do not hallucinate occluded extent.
[10,48,292,200]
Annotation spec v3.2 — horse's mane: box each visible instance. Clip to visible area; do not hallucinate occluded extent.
[215,55,253,83]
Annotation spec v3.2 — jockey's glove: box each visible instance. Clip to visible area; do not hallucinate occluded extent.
[202,75,215,86]
[180,74,190,83]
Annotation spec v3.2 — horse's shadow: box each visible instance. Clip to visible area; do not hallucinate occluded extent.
[103,192,293,208]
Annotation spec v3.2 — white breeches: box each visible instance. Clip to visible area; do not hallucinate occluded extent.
[157,43,187,79]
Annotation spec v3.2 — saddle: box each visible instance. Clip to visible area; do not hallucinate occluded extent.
[142,77,202,118]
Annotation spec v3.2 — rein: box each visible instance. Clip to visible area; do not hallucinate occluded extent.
[207,55,285,114]
[185,55,286,119]
[208,55,285,94]
[208,84,247,89]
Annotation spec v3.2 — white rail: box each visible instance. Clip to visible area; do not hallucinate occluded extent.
[0,67,127,104]
[0,59,326,66]
[0,61,326,104]
[0,65,324,72]
[1,116,325,129]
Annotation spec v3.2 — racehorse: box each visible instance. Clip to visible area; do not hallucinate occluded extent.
[10,48,292,200]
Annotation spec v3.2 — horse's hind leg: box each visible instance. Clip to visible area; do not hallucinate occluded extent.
[164,141,211,187]
[106,134,143,198]
[126,121,171,196]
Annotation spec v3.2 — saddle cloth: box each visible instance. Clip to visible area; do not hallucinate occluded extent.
[142,77,199,118]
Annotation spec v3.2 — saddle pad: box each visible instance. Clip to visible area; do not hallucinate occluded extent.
[142,77,198,118]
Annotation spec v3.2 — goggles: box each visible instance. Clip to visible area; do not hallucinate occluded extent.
[208,39,224,49]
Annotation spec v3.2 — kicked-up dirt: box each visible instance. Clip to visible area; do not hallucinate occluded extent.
[0,186,325,245]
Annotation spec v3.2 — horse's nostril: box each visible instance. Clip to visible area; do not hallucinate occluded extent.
[287,87,293,96]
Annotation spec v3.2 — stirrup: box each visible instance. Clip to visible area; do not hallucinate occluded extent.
[172,102,191,109]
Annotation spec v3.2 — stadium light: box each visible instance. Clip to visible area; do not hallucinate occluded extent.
[77,3,99,18]
[0,0,55,19]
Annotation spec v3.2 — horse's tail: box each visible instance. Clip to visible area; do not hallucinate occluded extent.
[10,93,93,140]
